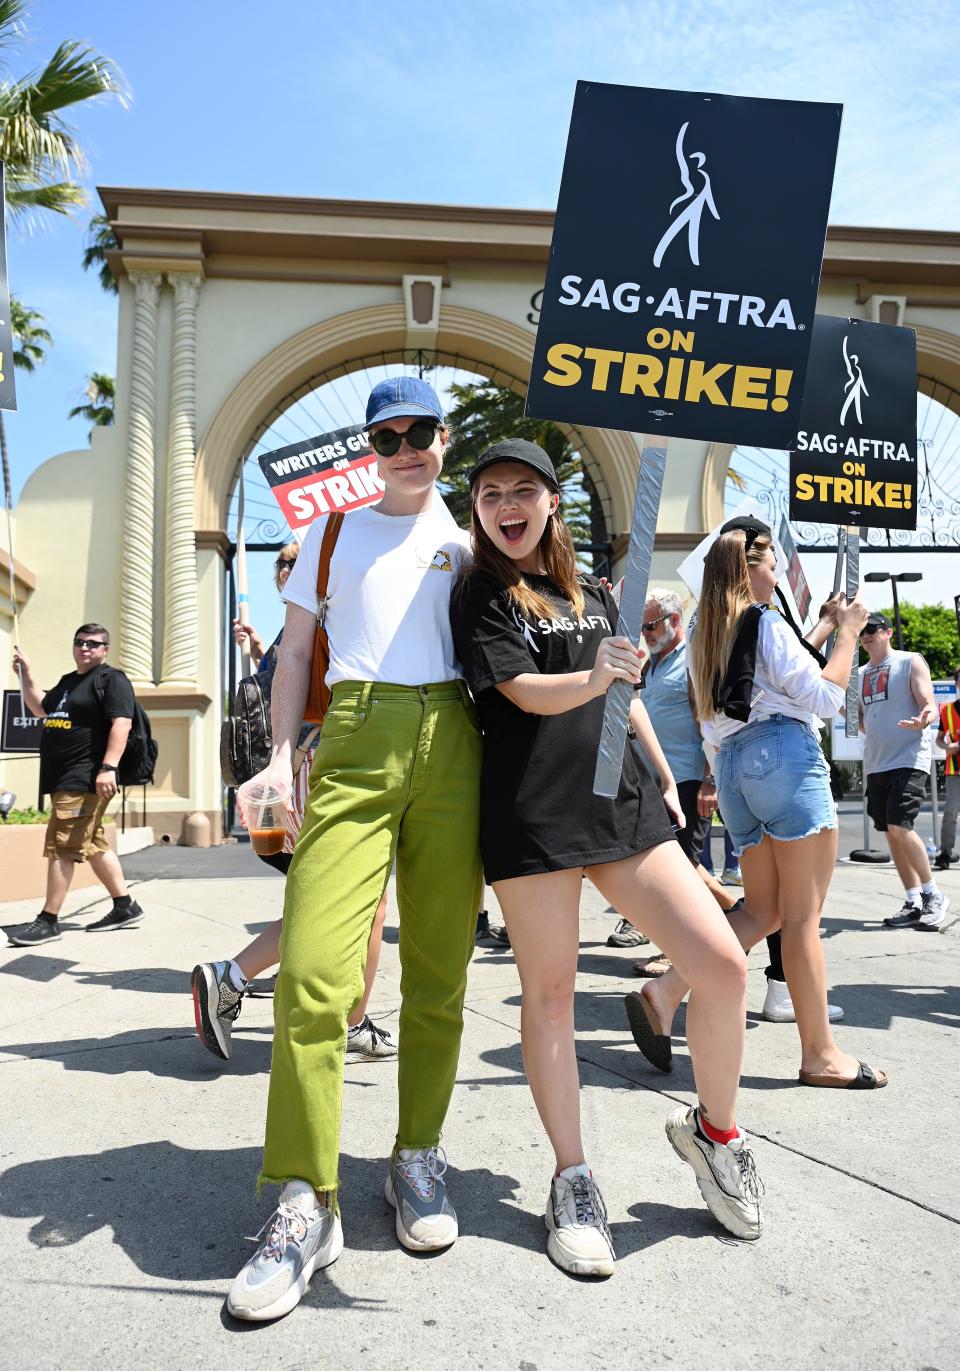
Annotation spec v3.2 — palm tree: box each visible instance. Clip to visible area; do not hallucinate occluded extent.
[68,370,115,438]
[0,295,50,508]
[0,0,127,228]
[81,213,118,293]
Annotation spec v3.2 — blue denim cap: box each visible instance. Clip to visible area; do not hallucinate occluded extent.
[365,376,444,427]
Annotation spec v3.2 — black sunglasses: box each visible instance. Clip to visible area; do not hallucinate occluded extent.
[74,637,107,649]
[859,626,881,637]
[641,615,667,632]
[275,558,296,571]
[368,419,439,458]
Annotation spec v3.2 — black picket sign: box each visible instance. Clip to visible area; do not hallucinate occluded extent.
[788,315,917,530]
[526,82,841,447]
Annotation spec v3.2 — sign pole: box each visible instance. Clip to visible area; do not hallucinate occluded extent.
[235,460,251,679]
[593,438,667,798]
[844,526,860,740]
[823,527,846,662]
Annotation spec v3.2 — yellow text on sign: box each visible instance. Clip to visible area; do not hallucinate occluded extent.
[543,343,793,411]
[793,473,913,509]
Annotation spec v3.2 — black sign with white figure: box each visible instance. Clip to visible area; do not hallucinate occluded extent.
[788,315,918,530]
[526,82,841,446]
[2,689,41,751]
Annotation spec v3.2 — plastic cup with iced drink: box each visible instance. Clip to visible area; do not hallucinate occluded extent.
[236,776,292,856]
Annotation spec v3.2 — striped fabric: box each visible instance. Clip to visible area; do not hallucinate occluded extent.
[284,748,315,853]
[941,702,959,777]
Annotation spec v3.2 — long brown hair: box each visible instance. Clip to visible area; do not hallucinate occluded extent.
[463,490,585,621]
[689,530,773,720]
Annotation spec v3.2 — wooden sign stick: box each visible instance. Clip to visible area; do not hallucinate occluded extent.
[593,437,668,798]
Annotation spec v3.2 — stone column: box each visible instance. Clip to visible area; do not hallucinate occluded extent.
[120,271,162,686]
[160,271,203,685]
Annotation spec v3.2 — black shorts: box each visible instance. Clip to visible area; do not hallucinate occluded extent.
[866,767,928,832]
[673,778,712,865]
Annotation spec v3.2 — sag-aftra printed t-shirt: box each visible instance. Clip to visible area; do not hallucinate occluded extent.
[451,570,674,881]
[40,664,135,795]
[283,497,470,687]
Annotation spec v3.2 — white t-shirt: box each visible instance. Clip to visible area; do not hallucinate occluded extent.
[282,497,470,687]
[700,610,844,746]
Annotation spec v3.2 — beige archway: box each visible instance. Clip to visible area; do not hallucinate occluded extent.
[196,303,643,538]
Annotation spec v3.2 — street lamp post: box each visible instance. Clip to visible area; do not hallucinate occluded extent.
[863,570,923,649]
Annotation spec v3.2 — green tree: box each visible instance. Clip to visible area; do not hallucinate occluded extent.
[68,369,115,438]
[81,212,117,293]
[441,379,606,564]
[879,602,960,679]
[0,1,126,227]
[0,296,50,508]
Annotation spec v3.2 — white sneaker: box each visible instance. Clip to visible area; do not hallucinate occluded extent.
[918,891,952,931]
[545,1166,616,1276]
[762,978,843,1023]
[386,1146,458,1250]
[227,1179,343,1321]
[665,1107,763,1241]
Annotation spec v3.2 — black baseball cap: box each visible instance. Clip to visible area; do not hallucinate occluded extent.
[468,438,560,491]
[863,612,891,631]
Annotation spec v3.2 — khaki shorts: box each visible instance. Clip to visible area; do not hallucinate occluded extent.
[44,791,111,862]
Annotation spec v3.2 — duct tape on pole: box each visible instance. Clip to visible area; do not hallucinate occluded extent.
[235,460,251,679]
[844,527,860,738]
[594,440,667,798]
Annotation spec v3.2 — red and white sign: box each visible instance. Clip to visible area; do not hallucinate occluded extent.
[257,424,383,534]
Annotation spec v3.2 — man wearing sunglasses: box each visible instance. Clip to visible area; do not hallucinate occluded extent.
[9,625,143,947]
[857,612,949,931]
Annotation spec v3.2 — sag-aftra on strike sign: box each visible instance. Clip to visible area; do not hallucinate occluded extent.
[526,83,841,447]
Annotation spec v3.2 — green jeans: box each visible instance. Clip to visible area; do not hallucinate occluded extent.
[260,679,483,1198]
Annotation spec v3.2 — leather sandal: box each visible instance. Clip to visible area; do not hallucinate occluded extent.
[798,1061,888,1090]
[632,953,672,977]
[624,989,673,1073]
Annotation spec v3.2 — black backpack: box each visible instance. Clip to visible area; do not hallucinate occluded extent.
[118,700,159,787]
[220,672,272,788]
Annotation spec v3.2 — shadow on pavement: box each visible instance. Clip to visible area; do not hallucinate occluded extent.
[1,1026,276,1079]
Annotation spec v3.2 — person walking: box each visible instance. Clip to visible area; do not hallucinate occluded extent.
[933,667,960,871]
[857,613,950,930]
[451,439,764,1279]
[9,626,142,946]
[226,377,483,1322]
[634,517,887,1090]
[192,544,396,1063]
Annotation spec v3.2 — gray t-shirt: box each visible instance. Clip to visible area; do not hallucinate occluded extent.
[860,650,931,776]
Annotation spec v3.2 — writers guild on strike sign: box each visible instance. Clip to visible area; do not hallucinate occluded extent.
[257,424,384,534]
[526,81,841,447]
[788,315,918,531]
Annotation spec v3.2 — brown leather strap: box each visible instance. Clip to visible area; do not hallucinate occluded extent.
[314,512,344,617]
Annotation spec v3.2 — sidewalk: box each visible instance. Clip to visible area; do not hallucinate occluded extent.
[1,845,958,1370]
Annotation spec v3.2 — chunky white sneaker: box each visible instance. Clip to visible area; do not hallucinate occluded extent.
[762,978,843,1023]
[386,1145,458,1250]
[346,1015,398,1059]
[665,1107,763,1241]
[227,1179,343,1321]
[545,1166,616,1277]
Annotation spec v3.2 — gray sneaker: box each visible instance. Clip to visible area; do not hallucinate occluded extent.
[191,960,242,1060]
[227,1179,343,1322]
[606,918,650,948]
[883,900,922,929]
[346,1015,398,1060]
[545,1169,616,1276]
[918,891,952,931]
[385,1145,457,1250]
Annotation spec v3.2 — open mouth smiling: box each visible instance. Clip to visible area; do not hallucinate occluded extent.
[499,517,528,544]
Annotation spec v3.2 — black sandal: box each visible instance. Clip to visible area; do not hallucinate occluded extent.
[624,990,673,1073]
[798,1061,888,1089]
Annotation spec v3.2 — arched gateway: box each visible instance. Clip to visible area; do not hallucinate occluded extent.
[7,191,960,839]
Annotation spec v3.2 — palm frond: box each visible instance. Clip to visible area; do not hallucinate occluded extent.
[4,177,86,225]
[9,295,51,371]
[0,0,27,63]
[81,212,118,292]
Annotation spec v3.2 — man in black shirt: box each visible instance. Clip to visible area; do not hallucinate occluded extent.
[10,623,143,946]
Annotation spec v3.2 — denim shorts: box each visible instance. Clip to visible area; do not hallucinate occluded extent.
[715,715,837,856]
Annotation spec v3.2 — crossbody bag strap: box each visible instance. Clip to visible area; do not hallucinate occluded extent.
[293,725,321,774]
[314,512,345,626]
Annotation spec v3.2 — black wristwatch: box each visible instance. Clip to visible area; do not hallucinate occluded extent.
[99,763,118,773]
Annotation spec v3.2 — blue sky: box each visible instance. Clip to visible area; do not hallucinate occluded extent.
[5,0,960,637]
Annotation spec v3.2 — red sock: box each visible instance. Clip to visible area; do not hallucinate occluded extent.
[697,1108,739,1146]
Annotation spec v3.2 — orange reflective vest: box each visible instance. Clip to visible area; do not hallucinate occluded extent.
[941,700,960,776]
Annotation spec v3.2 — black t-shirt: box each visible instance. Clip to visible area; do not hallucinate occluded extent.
[40,665,135,795]
[451,569,674,881]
